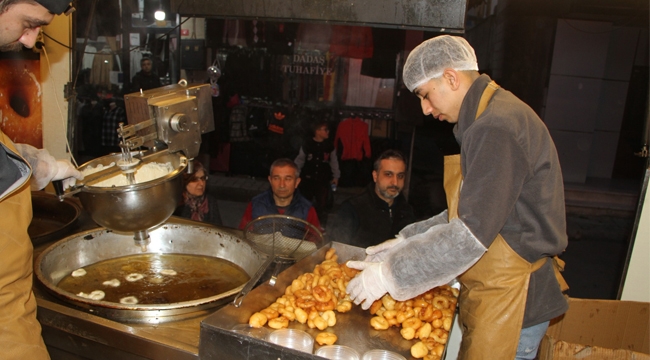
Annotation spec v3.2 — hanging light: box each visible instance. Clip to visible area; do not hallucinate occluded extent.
[154,0,166,21]
[154,8,165,21]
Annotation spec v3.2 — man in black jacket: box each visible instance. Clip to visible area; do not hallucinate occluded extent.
[131,57,161,92]
[328,149,415,248]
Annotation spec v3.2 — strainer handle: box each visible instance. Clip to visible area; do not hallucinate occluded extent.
[233,255,274,308]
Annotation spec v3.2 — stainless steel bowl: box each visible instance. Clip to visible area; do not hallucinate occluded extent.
[76,151,187,234]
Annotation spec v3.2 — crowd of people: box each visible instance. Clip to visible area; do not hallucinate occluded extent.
[171,146,412,250]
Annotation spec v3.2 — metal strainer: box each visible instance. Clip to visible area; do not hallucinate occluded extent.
[233,215,324,307]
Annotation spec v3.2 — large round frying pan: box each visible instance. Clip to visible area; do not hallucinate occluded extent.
[35,222,267,324]
[29,191,81,245]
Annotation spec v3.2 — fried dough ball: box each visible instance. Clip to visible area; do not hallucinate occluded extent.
[432,344,446,357]
[402,317,423,330]
[431,318,443,329]
[294,289,313,300]
[321,310,337,327]
[431,328,448,344]
[296,298,316,309]
[432,296,450,310]
[268,316,290,329]
[248,312,267,328]
[396,308,415,323]
[382,294,396,311]
[313,315,328,330]
[413,298,429,308]
[443,317,453,331]
[260,308,279,320]
[294,308,308,324]
[291,279,305,293]
[315,299,336,312]
[370,316,389,330]
[382,309,397,320]
[336,300,352,313]
[313,285,332,303]
[278,307,296,321]
[369,300,383,315]
[316,332,338,346]
[336,278,347,293]
[419,304,435,322]
[325,247,337,260]
[417,322,432,339]
[400,327,416,340]
[411,341,429,358]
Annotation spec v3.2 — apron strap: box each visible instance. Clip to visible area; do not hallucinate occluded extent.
[552,256,570,292]
[531,257,546,273]
[475,81,500,120]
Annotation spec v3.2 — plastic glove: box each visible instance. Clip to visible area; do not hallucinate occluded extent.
[14,143,82,190]
[381,218,487,301]
[346,261,395,310]
[364,235,406,262]
[52,159,83,190]
[399,209,449,238]
[364,211,451,262]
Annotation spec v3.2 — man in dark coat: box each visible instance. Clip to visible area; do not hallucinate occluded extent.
[328,149,415,248]
[131,57,161,92]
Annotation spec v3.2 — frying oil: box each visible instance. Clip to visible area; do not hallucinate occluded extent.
[57,253,250,304]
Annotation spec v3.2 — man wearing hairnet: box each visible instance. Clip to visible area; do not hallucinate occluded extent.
[346,35,568,360]
[0,0,81,358]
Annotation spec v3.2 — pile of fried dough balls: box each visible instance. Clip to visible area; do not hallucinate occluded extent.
[368,285,458,360]
[248,248,359,346]
[248,247,459,359]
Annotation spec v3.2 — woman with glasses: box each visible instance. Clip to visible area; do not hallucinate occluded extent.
[174,162,223,226]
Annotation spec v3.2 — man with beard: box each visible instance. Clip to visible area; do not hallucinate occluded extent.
[0,1,81,358]
[328,149,415,247]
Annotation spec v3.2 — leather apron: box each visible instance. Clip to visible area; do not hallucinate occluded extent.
[443,81,567,360]
[0,131,50,360]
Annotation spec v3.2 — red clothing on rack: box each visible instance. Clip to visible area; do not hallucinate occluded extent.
[334,117,371,161]
[329,25,373,59]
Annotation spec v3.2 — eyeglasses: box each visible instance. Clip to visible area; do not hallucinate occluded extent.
[190,175,208,182]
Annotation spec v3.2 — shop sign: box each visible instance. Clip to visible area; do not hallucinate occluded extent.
[282,54,332,76]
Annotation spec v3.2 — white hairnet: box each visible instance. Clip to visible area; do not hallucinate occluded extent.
[403,35,479,92]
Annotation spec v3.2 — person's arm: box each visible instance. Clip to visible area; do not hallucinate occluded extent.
[294,147,306,170]
[14,143,82,190]
[347,123,530,306]
[238,202,254,229]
